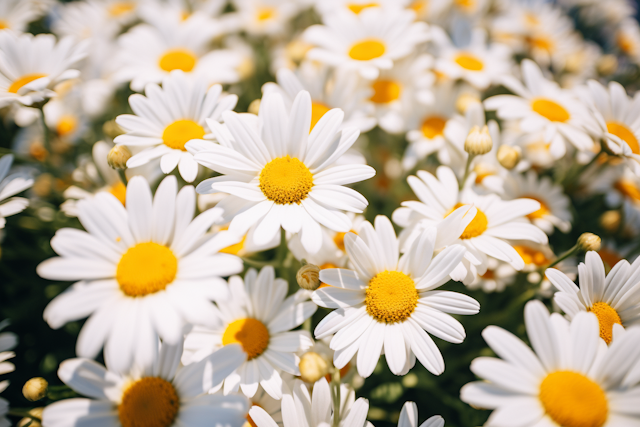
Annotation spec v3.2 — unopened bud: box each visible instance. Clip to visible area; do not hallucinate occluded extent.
[107,145,132,170]
[299,351,330,383]
[103,120,124,138]
[600,210,621,232]
[456,93,480,114]
[497,145,521,170]
[578,233,601,252]
[248,99,261,115]
[597,54,618,76]
[18,408,43,427]
[286,39,313,64]
[464,125,492,155]
[23,378,48,402]
[296,263,320,291]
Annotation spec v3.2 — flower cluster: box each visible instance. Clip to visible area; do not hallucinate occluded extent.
[0,1,639,427]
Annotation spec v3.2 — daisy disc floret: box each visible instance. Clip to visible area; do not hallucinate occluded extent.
[37,176,243,373]
[313,215,479,378]
[186,90,375,255]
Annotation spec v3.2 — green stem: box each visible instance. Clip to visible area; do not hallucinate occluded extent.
[38,107,51,154]
[459,154,476,191]
[331,367,342,427]
[535,244,580,287]
[118,169,128,185]
[241,257,273,268]
[8,409,40,420]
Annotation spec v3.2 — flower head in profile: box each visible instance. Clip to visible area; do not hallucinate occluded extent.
[461,300,640,427]
[38,176,243,373]
[0,154,33,228]
[313,215,479,378]
[187,90,375,255]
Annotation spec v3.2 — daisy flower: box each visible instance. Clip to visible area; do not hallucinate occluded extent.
[303,7,430,79]
[182,267,317,400]
[0,0,52,33]
[313,0,408,17]
[42,340,249,427]
[0,31,88,108]
[461,300,640,427]
[114,70,238,183]
[115,9,241,91]
[232,0,300,36]
[0,154,33,228]
[38,176,243,373]
[547,251,640,344]
[484,59,596,156]
[396,401,444,427]
[432,27,512,91]
[469,257,516,293]
[581,80,640,175]
[262,63,376,133]
[392,166,548,280]
[245,385,284,427]
[502,170,572,234]
[186,90,376,255]
[615,18,640,64]
[248,378,371,427]
[313,215,478,377]
[0,320,16,427]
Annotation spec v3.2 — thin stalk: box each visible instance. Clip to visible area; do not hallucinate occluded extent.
[459,154,475,191]
[331,367,342,427]
[118,169,128,185]
[535,244,580,287]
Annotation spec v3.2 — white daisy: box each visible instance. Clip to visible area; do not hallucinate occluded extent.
[461,300,640,427]
[0,154,33,228]
[547,251,640,344]
[115,9,241,91]
[484,59,596,156]
[186,90,376,255]
[615,18,640,64]
[114,70,238,183]
[43,83,90,144]
[313,215,479,377]
[42,340,249,427]
[580,80,640,175]
[502,170,572,234]
[232,0,300,36]
[396,401,444,427]
[432,26,512,91]
[248,378,371,427]
[469,257,516,293]
[245,385,283,427]
[313,0,408,18]
[183,266,316,400]
[262,63,376,133]
[303,7,430,79]
[0,0,52,33]
[38,175,243,373]
[0,31,88,108]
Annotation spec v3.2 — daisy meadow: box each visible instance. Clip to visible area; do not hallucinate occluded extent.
[42,340,249,427]
[461,300,640,427]
[303,7,430,79]
[186,90,376,255]
[37,176,243,373]
[0,31,88,108]
[0,154,33,228]
[114,70,238,182]
[313,215,479,377]
[546,251,640,344]
[182,266,316,399]
[0,0,52,33]
[395,401,444,427]
[248,378,371,427]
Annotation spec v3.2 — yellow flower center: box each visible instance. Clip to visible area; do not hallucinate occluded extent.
[607,121,639,155]
[162,119,205,151]
[473,164,495,184]
[8,73,47,94]
[409,0,428,14]
[333,232,347,252]
[539,371,608,427]
[118,377,180,427]
[614,179,640,202]
[158,49,198,72]
[109,182,127,206]
[256,7,275,22]
[311,101,331,132]
[454,0,476,10]
[447,203,488,239]
[259,156,314,204]
[370,79,402,104]
[116,242,178,297]
[365,271,419,323]
[56,114,78,136]
[454,53,484,71]
[522,195,550,220]
[617,33,635,55]
[531,98,570,122]
[0,20,8,30]
[220,234,246,255]
[222,318,270,360]
[421,116,446,139]
[108,1,135,16]
[348,39,386,61]
[347,2,379,14]
[587,302,622,344]
[514,245,550,266]
[525,34,554,52]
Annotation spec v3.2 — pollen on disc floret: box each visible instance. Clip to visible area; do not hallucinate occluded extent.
[118,377,180,427]
[365,270,419,323]
[116,242,178,297]
[259,155,314,204]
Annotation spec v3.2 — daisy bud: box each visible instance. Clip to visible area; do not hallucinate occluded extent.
[456,93,481,114]
[497,145,521,170]
[600,210,621,232]
[578,233,601,252]
[107,145,132,170]
[102,120,124,138]
[18,408,43,427]
[464,125,492,155]
[597,54,618,76]
[23,377,48,402]
[248,99,261,115]
[297,263,320,291]
[299,351,330,384]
